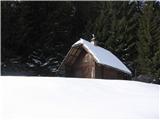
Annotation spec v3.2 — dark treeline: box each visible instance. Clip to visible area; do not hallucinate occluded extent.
[1,1,160,84]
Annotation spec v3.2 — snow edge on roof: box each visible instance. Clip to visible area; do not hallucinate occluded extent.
[72,38,132,75]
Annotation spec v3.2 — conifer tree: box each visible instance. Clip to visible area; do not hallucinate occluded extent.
[137,2,160,80]
[151,1,160,80]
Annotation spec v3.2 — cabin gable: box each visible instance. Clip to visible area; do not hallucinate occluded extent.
[58,38,132,80]
[66,48,95,78]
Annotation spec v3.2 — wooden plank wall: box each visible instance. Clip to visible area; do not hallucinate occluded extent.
[71,49,93,78]
[95,63,129,79]
[64,47,130,79]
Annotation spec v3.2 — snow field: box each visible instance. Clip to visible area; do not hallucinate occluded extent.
[0,76,159,120]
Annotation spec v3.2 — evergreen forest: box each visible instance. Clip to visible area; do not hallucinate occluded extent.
[1,1,160,84]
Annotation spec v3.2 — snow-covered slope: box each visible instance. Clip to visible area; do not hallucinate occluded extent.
[0,76,159,120]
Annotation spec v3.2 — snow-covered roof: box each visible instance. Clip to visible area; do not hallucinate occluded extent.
[72,38,131,75]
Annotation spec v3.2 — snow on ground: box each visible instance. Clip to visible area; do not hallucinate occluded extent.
[0,76,159,120]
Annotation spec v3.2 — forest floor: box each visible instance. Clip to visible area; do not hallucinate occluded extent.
[0,76,159,120]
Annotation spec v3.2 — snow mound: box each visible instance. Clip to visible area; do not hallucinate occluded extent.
[0,76,159,120]
[73,38,131,74]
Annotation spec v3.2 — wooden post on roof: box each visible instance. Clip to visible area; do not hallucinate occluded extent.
[90,34,96,78]
[91,34,96,45]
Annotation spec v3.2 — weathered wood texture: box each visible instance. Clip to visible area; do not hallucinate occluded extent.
[63,47,130,80]
[95,64,130,79]
[71,49,93,78]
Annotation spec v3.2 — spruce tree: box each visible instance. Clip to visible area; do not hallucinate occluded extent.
[151,1,160,80]
[137,2,160,80]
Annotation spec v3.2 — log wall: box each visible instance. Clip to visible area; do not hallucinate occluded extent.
[71,49,94,78]
[64,48,131,80]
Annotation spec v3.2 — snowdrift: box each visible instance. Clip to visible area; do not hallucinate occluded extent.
[0,76,159,119]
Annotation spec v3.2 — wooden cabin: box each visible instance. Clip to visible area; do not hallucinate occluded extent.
[57,38,132,79]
